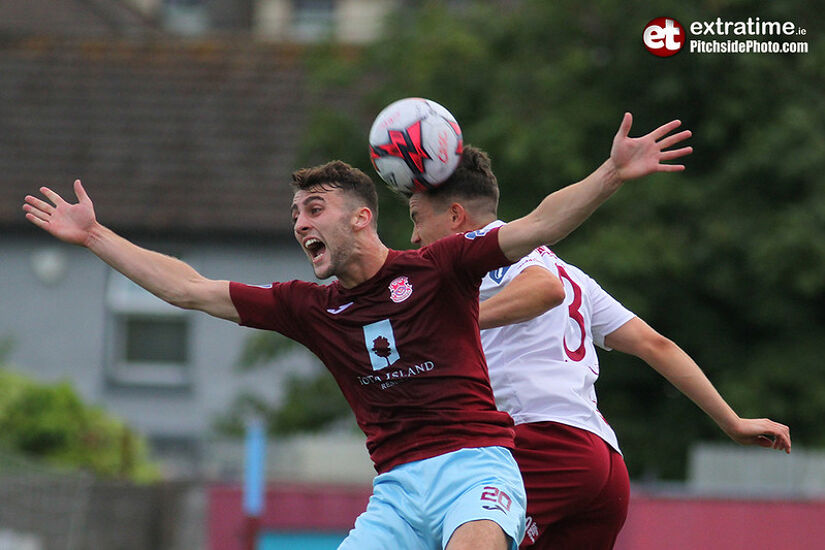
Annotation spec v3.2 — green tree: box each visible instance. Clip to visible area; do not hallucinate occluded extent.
[0,367,159,481]
[213,333,356,437]
[291,0,823,479]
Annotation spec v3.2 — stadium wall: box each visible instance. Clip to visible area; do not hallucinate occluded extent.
[208,484,825,550]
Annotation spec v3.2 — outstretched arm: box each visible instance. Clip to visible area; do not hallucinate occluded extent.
[498,113,692,261]
[23,180,240,322]
[604,317,791,453]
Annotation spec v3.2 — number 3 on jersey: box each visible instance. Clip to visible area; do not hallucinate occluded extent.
[555,264,586,361]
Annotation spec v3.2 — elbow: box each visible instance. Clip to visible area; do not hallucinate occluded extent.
[638,332,676,362]
[544,280,566,309]
[535,272,566,311]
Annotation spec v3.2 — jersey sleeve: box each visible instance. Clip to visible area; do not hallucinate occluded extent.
[229,280,314,343]
[424,226,512,288]
[586,277,636,350]
[502,246,555,281]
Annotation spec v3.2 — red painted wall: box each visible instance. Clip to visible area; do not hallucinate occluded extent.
[209,484,825,550]
[615,493,825,550]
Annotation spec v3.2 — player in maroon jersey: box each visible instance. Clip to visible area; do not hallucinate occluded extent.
[23,113,692,550]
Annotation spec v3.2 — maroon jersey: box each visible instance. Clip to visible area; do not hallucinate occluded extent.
[229,227,515,473]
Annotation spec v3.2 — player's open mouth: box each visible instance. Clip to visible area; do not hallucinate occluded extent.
[304,238,326,264]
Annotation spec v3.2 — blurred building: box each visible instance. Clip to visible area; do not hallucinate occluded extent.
[0,0,387,477]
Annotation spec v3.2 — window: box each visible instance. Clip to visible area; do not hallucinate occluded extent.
[292,0,335,41]
[162,0,209,35]
[105,270,191,388]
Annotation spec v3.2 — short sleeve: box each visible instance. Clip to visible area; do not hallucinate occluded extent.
[423,226,512,289]
[587,277,636,350]
[229,280,316,343]
[504,246,555,280]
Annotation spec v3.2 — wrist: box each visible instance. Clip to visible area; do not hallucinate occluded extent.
[601,158,624,190]
[84,221,108,250]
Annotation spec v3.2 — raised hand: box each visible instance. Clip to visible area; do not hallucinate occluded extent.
[23,180,97,246]
[610,112,693,181]
[725,417,792,454]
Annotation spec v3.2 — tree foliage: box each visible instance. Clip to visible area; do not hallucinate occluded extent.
[214,333,356,437]
[282,0,823,479]
[0,367,159,481]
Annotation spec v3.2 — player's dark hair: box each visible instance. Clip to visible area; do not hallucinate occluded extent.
[291,160,379,225]
[422,145,499,216]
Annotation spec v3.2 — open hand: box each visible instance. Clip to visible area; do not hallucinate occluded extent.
[23,180,97,246]
[610,113,693,181]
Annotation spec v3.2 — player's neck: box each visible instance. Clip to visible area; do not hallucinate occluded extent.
[464,213,498,232]
[337,233,389,289]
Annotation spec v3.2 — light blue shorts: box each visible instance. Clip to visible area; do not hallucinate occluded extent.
[339,446,526,550]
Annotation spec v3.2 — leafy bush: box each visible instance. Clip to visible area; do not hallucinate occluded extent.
[0,368,159,482]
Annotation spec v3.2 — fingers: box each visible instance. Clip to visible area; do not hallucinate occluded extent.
[656,163,686,172]
[649,119,683,141]
[660,146,693,161]
[74,179,91,203]
[616,112,633,139]
[39,186,65,206]
[658,129,692,150]
[24,194,55,215]
[25,212,49,228]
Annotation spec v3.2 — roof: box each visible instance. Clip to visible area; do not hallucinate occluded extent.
[0,0,158,38]
[0,37,316,238]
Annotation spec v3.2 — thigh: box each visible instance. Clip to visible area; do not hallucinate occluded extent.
[438,447,527,550]
[513,423,628,549]
[339,472,432,550]
[531,450,629,550]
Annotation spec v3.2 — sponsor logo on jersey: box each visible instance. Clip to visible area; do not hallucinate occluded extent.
[326,301,354,315]
[388,276,413,303]
[363,319,401,370]
[463,227,491,240]
[358,361,436,390]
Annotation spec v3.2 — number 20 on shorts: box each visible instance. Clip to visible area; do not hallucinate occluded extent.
[480,486,512,513]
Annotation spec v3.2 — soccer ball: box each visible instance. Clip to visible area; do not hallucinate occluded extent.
[369,97,463,195]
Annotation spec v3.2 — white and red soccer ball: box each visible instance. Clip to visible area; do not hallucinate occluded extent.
[369,97,463,195]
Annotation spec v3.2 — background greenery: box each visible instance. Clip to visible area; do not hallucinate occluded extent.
[0,365,159,482]
[230,0,822,479]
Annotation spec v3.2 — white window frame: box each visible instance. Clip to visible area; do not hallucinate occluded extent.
[105,270,192,388]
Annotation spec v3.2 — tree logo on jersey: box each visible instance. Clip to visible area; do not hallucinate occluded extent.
[363,319,401,370]
[371,337,394,368]
[388,276,413,303]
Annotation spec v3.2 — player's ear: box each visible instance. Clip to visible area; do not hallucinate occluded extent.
[448,203,466,229]
[352,206,374,231]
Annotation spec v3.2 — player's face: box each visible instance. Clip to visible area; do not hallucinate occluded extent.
[292,186,357,280]
[408,193,453,247]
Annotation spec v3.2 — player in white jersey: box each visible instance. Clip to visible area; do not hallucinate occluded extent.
[407,145,792,550]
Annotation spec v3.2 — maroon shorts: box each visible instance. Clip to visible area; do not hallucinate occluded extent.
[513,421,629,550]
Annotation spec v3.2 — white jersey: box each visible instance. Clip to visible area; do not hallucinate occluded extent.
[480,220,635,453]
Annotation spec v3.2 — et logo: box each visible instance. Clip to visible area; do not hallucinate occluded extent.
[643,17,686,57]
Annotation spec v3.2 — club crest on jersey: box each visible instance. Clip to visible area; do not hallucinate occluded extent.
[388,276,413,303]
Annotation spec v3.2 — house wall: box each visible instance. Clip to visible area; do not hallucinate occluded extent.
[0,232,319,475]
